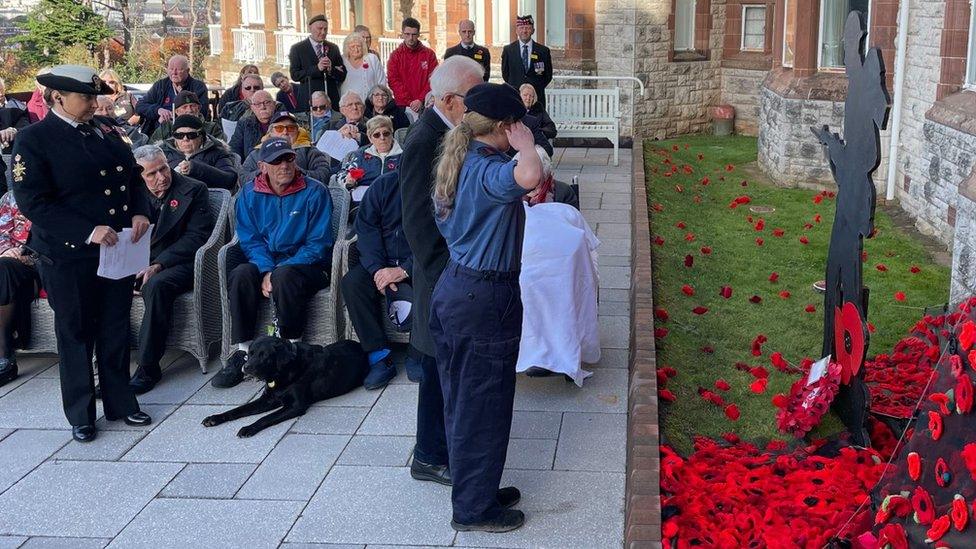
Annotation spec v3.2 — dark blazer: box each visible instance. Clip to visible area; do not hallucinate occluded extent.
[228,114,271,161]
[289,38,346,113]
[276,87,303,113]
[160,135,241,192]
[0,107,29,131]
[136,76,210,137]
[12,113,150,260]
[443,43,491,81]
[355,171,411,276]
[398,107,450,356]
[144,173,214,269]
[501,40,553,108]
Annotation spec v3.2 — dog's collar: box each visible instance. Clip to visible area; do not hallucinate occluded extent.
[266,381,276,389]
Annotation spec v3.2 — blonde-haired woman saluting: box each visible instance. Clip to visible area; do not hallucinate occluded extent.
[428,82,542,533]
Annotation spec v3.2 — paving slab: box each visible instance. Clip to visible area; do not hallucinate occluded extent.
[597,237,632,256]
[19,537,109,548]
[0,461,181,538]
[510,411,562,440]
[312,386,382,408]
[597,254,631,268]
[599,289,629,302]
[0,430,71,494]
[596,223,631,239]
[356,384,418,436]
[107,498,303,549]
[281,545,364,549]
[0,429,11,443]
[0,378,101,430]
[287,466,455,546]
[236,433,348,500]
[554,412,626,472]
[454,470,625,549]
[159,463,256,499]
[505,438,556,470]
[599,299,632,317]
[186,377,264,405]
[600,315,630,349]
[136,361,214,405]
[336,435,414,467]
[599,265,632,290]
[121,405,293,463]
[290,406,368,435]
[0,536,26,548]
[587,348,628,369]
[514,368,627,414]
[52,430,146,461]
[94,403,178,432]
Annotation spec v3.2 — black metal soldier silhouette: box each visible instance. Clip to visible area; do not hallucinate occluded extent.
[811,11,890,447]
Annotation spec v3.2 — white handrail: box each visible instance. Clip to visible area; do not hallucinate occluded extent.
[551,75,646,97]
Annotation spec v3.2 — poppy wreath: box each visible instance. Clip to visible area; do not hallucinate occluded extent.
[775,361,843,438]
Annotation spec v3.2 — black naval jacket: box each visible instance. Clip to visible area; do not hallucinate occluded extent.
[443,43,491,81]
[11,113,150,261]
[141,173,214,269]
[501,40,553,107]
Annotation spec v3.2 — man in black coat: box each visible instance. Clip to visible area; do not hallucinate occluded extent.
[443,20,491,81]
[136,55,210,138]
[289,14,346,113]
[400,56,485,485]
[500,15,553,108]
[12,65,154,442]
[128,144,214,394]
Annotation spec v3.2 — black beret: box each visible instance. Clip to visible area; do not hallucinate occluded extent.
[174,90,200,108]
[37,64,113,95]
[516,14,534,26]
[308,14,327,25]
[173,114,204,132]
[463,83,525,122]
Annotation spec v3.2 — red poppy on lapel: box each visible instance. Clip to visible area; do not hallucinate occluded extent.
[169,199,179,208]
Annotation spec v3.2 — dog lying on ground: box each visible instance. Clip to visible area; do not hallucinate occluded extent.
[202,336,369,438]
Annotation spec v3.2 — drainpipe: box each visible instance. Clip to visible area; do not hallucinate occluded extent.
[885,0,911,201]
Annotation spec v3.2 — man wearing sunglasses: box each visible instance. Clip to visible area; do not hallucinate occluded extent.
[239,111,333,187]
[152,91,225,142]
[160,115,241,192]
[309,91,340,143]
[219,74,265,123]
[212,138,334,388]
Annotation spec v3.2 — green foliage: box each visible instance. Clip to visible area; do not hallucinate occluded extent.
[12,0,111,66]
[645,136,951,454]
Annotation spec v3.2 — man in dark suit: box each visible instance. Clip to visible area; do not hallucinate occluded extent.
[400,56,485,486]
[12,65,153,442]
[443,20,491,82]
[289,14,346,114]
[136,55,210,138]
[500,15,553,108]
[128,144,214,394]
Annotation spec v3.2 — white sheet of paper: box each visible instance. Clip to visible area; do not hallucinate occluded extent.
[316,130,359,161]
[805,355,831,386]
[97,225,154,280]
[350,185,369,202]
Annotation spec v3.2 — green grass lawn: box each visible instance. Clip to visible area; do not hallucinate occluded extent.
[645,135,951,454]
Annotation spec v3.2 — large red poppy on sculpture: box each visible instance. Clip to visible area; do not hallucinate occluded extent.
[833,301,866,385]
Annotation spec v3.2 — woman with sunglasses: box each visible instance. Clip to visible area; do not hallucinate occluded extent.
[337,116,402,219]
[99,69,139,126]
[159,115,241,191]
[218,64,260,115]
[239,112,333,187]
[364,84,409,131]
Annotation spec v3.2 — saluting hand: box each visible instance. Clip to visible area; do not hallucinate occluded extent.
[131,215,150,243]
[506,121,535,152]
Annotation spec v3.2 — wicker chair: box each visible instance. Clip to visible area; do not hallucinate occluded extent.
[338,236,411,344]
[218,185,350,365]
[20,188,232,373]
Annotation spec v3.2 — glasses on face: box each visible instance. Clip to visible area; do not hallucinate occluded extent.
[370,130,392,139]
[341,103,364,109]
[253,100,275,108]
[310,105,329,111]
[243,85,262,91]
[272,124,299,133]
[173,131,202,140]
[268,154,296,165]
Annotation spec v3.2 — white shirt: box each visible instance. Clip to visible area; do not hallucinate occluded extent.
[432,105,454,130]
[518,39,534,62]
[51,108,82,128]
[340,53,387,103]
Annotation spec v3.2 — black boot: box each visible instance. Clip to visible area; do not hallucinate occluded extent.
[0,357,16,387]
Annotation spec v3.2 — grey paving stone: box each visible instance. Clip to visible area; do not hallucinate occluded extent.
[160,463,256,499]
[554,412,626,472]
[579,196,600,210]
[455,470,624,549]
[236,433,347,501]
[600,193,632,206]
[582,209,630,224]
[0,378,102,430]
[0,429,12,442]
[282,545,365,549]
[505,438,556,470]
[136,360,214,405]
[287,466,455,546]
[510,411,562,439]
[336,435,414,467]
[0,461,181,538]
[599,289,629,302]
[20,537,109,548]
[514,368,626,414]
[187,377,264,405]
[94,403,178,432]
[598,237,632,256]
[600,315,630,349]
[312,386,381,408]
[107,498,303,549]
[0,430,71,494]
[290,406,368,435]
[121,405,293,463]
[599,299,631,317]
[0,536,26,548]
[599,266,632,290]
[596,223,631,239]
[587,348,628,369]
[357,385,417,436]
[52,430,146,461]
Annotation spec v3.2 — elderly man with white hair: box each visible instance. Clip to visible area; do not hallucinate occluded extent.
[137,54,210,137]
[328,91,369,146]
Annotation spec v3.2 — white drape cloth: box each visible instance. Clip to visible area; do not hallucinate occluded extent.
[517,202,601,386]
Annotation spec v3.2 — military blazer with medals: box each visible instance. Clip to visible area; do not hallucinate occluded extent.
[443,43,491,81]
[141,173,214,269]
[11,113,150,261]
[501,40,553,106]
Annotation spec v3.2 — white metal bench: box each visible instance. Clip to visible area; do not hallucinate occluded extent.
[545,87,621,166]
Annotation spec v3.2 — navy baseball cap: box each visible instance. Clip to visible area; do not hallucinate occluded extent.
[463,83,525,122]
[271,111,298,124]
[259,137,295,163]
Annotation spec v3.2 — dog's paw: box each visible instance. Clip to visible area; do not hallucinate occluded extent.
[237,425,260,438]
[201,415,222,427]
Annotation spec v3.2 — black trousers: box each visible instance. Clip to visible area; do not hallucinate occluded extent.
[430,262,521,524]
[39,258,139,426]
[0,257,40,354]
[137,262,193,376]
[228,262,329,342]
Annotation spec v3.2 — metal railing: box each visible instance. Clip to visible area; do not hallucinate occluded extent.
[232,28,267,62]
[208,24,223,55]
[274,29,306,65]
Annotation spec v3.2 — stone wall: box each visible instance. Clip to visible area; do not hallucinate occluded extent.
[952,177,976,303]
[720,66,767,136]
[593,0,638,138]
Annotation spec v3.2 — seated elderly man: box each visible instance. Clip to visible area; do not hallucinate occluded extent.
[229,89,279,160]
[328,91,369,146]
[212,138,334,388]
[129,145,215,393]
[152,91,225,142]
[160,115,240,191]
[309,91,340,143]
[220,74,266,123]
[240,111,333,186]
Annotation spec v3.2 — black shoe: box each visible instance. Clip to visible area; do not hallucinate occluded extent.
[0,357,17,387]
[410,457,452,486]
[212,350,246,388]
[524,366,554,377]
[451,509,525,533]
[497,486,521,509]
[123,411,152,426]
[129,367,160,395]
[72,424,97,443]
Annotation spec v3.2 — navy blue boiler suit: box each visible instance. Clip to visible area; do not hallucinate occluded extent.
[429,143,528,524]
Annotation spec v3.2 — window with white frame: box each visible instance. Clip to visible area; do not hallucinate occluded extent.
[674,0,696,51]
[278,0,295,28]
[741,5,766,51]
[967,0,976,87]
[340,0,351,30]
[384,0,395,32]
[819,0,869,68]
[241,0,265,25]
[546,0,566,47]
[782,0,795,66]
[492,0,510,46]
[469,0,487,43]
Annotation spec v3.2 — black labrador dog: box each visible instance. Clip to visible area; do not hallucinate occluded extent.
[202,336,369,438]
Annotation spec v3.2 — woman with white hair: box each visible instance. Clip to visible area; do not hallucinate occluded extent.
[340,32,386,102]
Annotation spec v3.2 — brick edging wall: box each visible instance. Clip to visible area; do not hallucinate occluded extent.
[624,139,662,547]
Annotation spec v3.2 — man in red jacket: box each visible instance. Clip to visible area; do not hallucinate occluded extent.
[386,17,438,115]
